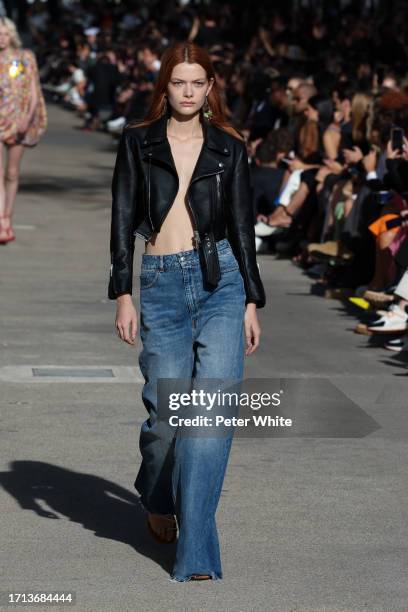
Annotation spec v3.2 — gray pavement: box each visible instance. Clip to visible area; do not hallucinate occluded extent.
[1,104,407,612]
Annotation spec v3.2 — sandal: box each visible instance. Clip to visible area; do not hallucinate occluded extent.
[190,574,212,580]
[0,215,14,244]
[146,512,178,544]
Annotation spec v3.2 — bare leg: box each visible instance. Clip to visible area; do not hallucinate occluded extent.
[0,142,8,242]
[4,143,25,228]
[0,142,5,216]
[267,182,310,226]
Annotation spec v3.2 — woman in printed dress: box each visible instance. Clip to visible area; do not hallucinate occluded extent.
[0,17,47,244]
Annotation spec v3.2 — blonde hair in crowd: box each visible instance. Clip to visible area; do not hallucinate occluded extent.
[351,92,373,143]
[0,16,22,48]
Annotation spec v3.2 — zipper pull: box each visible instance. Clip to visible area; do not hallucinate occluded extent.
[193,230,201,246]
[216,173,221,200]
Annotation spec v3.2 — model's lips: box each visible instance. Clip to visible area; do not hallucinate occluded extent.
[180,102,195,106]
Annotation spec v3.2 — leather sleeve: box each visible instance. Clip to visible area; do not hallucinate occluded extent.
[108,127,138,300]
[227,140,266,309]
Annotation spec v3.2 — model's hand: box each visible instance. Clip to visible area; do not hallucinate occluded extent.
[115,294,138,345]
[17,116,30,135]
[244,303,261,356]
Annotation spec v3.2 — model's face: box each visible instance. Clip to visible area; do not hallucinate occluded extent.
[167,62,214,117]
[0,24,11,51]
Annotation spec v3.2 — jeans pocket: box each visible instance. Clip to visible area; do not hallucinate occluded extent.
[218,249,239,273]
[139,268,161,289]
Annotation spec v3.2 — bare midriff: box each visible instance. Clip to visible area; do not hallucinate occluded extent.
[144,131,204,255]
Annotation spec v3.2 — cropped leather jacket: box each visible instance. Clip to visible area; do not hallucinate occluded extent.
[108,113,266,308]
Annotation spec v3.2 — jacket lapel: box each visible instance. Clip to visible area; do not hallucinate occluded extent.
[140,113,231,182]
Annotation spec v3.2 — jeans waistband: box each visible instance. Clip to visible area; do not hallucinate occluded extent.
[141,238,231,271]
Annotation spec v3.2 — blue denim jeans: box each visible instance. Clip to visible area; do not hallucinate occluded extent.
[134,238,246,581]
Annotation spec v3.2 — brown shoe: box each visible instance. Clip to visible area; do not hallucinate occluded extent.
[354,323,374,336]
[308,240,353,261]
[146,512,178,544]
[190,574,212,580]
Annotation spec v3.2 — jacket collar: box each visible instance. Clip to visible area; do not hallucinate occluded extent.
[139,113,232,183]
[140,112,231,157]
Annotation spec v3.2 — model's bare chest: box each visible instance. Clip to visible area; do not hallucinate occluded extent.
[167,136,204,188]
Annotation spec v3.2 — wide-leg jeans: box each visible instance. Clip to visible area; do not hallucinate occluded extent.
[134,238,246,581]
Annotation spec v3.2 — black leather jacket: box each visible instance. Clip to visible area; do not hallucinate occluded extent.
[108,113,266,308]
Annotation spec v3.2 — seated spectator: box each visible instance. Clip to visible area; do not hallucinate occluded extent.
[251,128,293,220]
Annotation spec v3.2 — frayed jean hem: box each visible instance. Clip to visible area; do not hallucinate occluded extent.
[167,571,222,582]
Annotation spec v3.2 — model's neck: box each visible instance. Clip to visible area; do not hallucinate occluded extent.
[167,111,203,140]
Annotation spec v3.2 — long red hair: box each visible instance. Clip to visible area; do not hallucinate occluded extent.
[129,42,244,141]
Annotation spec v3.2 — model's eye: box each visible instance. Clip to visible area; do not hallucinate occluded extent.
[172,81,183,86]
[194,81,205,86]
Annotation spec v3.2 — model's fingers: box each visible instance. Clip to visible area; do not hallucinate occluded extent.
[130,317,137,342]
[244,321,255,355]
[116,318,128,342]
[245,323,252,345]
[117,324,125,341]
[122,321,132,344]
[252,324,261,350]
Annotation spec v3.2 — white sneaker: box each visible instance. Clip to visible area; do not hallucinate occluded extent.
[368,304,408,333]
[53,81,71,94]
[254,220,282,237]
[384,337,408,352]
[107,116,126,133]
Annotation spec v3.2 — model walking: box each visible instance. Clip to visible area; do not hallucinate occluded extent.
[108,42,266,581]
[0,17,47,244]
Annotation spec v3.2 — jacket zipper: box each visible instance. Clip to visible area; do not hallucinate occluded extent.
[186,169,225,244]
[147,151,153,230]
[216,173,221,203]
[150,167,225,240]
[187,169,224,247]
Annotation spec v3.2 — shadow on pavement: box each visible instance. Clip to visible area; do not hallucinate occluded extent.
[0,460,175,574]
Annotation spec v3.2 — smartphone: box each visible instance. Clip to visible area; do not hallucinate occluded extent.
[385,216,403,230]
[391,127,404,154]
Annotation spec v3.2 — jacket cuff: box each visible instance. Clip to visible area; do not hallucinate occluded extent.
[108,255,134,300]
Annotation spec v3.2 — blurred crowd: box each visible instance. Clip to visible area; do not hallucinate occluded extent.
[14,0,408,357]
